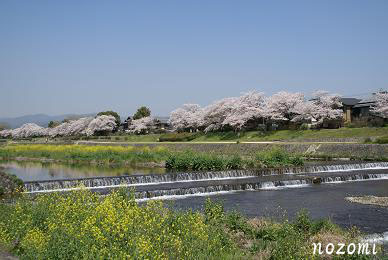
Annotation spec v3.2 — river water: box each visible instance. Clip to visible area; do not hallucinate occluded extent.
[1,160,388,240]
[0,160,166,181]
[171,180,388,234]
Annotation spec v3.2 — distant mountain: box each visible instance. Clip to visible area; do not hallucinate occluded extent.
[0,113,96,129]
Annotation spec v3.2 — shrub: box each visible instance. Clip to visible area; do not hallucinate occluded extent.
[375,136,388,144]
[0,190,237,259]
[0,171,24,198]
[0,190,373,259]
[299,123,309,130]
[255,148,304,167]
[159,132,199,142]
[344,122,357,128]
[204,198,225,224]
[165,151,243,171]
[223,208,366,259]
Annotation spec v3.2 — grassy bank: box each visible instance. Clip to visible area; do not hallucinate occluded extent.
[0,144,170,165]
[0,189,374,259]
[91,126,388,142]
[9,126,388,144]
[165,149,303,171]
[0,144,304,170]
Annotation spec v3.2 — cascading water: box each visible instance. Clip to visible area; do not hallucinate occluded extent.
[134,173,388,200]
[24,162,388,193]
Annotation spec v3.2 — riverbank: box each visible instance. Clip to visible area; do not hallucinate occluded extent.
[77,142,388,161]
[3,126,388,145]
[0,144,306,171]
[0,189,378,259]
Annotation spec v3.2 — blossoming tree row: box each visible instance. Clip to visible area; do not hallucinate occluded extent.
[169,91,345,132]
[0,115,117,139]
[372,92,388,118]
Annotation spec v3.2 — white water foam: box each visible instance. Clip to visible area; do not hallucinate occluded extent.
[136,190,238,202]
[362,231,388,245]
[284,164,388,175]
[24,175,254,194]
[323,174,388,184]
[259,183,311,190]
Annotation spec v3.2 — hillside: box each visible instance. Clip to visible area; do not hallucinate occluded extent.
[0,113,96,128]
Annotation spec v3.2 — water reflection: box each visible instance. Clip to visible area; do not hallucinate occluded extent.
[0,160,166,181]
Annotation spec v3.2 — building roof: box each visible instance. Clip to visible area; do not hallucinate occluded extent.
[340,98,361,106]
[154,116,169,124]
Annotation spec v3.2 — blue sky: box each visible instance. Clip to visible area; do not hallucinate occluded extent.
[1,0,387,118]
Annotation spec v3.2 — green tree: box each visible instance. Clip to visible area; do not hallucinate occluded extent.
[133,106,151,120]
[97,111,121,127]
[48,121,60,128]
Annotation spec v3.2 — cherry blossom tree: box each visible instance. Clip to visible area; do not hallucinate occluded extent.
[10,123,47,139]
[127,116,156,134]
[48,121,71,137]
[266,91,305,121]
[0,129,12,138]
[169,90,346,132]
[169,104,204,131]
[290,101,317,123]
[83,115,117,136]
[48,117,93,137]
[372,92,388,118]
[222,91,267,130]
[290,91,343,124]
[201,97,237,132]
[310,90,343,123]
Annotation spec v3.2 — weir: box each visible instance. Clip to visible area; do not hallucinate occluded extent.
[133,173,388,200]
[23,162,388,193]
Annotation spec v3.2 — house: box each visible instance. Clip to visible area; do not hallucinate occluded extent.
[154,117,172,132]
[120,117,132,130]
[341,98,362,123]
[120,116,172,133]
[340,92,387,126]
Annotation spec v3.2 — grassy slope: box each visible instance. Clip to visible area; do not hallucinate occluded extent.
[194,127,388,142]
[4,127,388,144]
[93,127,388,143]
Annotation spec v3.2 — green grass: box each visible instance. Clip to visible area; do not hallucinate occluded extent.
[166,148,304,171]
[0,144,170,165]
[159,132,199,142]
[0,145,305,170]
[374,136,388,144]
[79,134,162,142]
[165,151,245,171]
[0,190,375,259]
[85,127,388,143]
[193,127,388,142]
[255,148,304,167]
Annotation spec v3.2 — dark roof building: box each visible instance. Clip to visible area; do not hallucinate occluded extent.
[340,98,362,106]
[340,92,387,126]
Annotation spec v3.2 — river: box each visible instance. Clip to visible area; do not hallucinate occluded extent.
[1,160,388,243]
